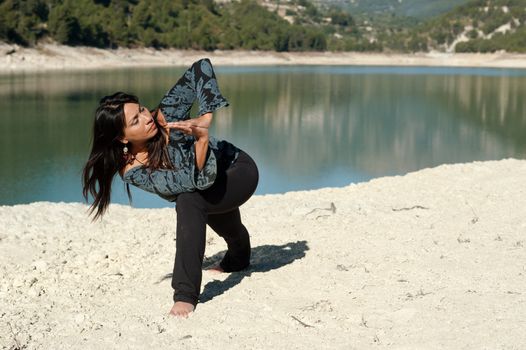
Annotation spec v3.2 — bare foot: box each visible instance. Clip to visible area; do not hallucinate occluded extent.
[169,301,195,318]
[205,264,224,274]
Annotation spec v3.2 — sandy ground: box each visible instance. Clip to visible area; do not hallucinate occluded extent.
[1,43,526,73]
[1,158,525,349]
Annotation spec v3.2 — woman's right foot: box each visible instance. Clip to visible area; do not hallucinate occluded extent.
[169,301,195,318]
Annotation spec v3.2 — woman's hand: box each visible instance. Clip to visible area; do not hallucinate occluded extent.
[162,113,213,171]
[166,112,212,132]
[166,121,209,170]
[154,109,212,132]
[166,121,209,140]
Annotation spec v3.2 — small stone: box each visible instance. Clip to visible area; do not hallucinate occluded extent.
[28,277,38,287]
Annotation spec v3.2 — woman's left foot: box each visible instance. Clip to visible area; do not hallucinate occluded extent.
[169,301,195,318]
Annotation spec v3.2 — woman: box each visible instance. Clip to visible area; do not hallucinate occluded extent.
[81,58,259,318]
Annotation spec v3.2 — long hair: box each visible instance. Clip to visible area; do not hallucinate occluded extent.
[82,92,174,221]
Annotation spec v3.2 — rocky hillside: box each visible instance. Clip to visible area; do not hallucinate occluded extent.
[398,0,526,52]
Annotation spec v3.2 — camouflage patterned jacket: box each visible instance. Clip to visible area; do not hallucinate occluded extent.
[122,58,240,202]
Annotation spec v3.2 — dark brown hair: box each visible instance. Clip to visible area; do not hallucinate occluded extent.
[81,92,174,221]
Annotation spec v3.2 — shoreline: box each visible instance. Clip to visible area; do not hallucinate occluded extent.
[1,43,526,74]
[1,157,525,348]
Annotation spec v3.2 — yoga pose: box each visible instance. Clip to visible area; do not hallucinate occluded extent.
[81,58,259,318]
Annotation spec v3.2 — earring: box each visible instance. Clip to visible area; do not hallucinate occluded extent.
[123,144,128,154]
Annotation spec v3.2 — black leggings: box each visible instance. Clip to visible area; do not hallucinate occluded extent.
[172,150,259,307]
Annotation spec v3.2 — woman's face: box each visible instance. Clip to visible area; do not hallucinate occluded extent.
[121,102,158,144]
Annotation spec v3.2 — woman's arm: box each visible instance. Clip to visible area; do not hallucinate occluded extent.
[155,58,229,123]
[165,116,210,171]
[194,137,209,171]
[192,112,212,129]
[187,119,210,171]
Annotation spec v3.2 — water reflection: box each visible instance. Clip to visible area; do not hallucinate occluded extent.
[0,66,525,207]
[216,69,525,179]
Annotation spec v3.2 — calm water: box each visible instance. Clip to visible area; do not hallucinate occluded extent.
[0,65,525,208]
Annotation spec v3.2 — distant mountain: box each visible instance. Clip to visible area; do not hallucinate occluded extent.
[392,0,526,53]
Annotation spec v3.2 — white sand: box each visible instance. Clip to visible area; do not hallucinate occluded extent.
[1,158,525,349]
[1,43,526,73]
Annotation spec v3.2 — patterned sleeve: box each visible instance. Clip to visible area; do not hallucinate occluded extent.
[125,145,218,198]
[155,58,229,123]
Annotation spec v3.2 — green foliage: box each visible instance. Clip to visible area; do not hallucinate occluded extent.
[0,0,48,45]
[46,0,133,47]
[467,28,479,39]
[47,9,83,45]
[456,27,526,53]
[0,0,329,51]
[285,9,296,16]
[329,9,354,27]
[407,35,428,52]
[1,0,522,53]
[480,10,512,34]
[326,35,382,52]
[218,0,326,51]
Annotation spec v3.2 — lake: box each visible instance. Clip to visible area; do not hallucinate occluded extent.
[1,65,525,208]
